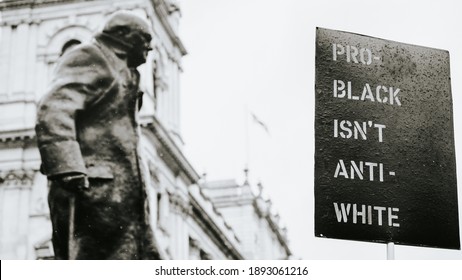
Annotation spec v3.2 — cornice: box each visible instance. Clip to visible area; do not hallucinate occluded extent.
[151,0,187,56]
[189,196,244,260]
[0,0,83,11]
[0,128,36,142]
[252,197,292,257]
[168,192,191,218]
[265,212,292,257]
[0,0,188,56]
[140,115,200,184]
[0,168,37,187]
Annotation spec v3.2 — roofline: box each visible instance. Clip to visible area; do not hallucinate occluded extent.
[141,115,200,184]
[190,195,244,259]
[0,0,82,11]
[151,0,187,55]
[0,0,188,56]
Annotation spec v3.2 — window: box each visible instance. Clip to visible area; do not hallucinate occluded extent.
[152,60,159,111]
[61,39,81,56]
[157,192,162,225]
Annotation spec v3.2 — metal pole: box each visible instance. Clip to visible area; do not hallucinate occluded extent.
[387,242,395,260]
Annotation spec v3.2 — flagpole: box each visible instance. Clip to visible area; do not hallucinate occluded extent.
[245,105,250,170]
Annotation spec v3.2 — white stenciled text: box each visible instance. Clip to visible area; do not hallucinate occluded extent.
[332,43,380,65]
[333,202,400,227]
[333,119,386,142]
[333,80,401,106]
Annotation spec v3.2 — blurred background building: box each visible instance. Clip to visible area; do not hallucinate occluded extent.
[0,0,291,260]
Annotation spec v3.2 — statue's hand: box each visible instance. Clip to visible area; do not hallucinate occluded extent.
[56,173,90,191]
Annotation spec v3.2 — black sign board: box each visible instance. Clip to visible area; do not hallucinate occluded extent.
[315,27,460,249]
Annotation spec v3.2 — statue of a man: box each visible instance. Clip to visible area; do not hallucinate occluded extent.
[35,11,160,259]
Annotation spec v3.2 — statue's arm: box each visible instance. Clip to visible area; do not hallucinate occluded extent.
[35,46,114,179]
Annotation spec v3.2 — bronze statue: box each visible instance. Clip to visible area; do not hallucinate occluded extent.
[35,11,160,259]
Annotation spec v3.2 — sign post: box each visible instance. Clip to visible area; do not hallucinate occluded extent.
[315,28,460,251]
[387,242,394,260]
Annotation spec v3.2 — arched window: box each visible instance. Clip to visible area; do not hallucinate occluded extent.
[61,39,81,56]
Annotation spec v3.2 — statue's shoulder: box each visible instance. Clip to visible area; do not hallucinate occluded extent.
[50,42,114,88]
[58,42,109,70]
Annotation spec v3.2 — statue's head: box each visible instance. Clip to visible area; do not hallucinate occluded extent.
[102,11,153,67]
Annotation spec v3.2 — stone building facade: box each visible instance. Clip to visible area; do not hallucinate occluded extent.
[203,178,291,259]
[0,0,291,260]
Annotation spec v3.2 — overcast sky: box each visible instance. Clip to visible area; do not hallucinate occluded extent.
[178,0,462,259]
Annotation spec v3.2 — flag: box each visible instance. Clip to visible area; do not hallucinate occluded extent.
[251,112,270,135]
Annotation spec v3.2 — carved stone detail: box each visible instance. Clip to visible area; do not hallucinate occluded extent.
[0,169,36,188]
[169,193,191,217]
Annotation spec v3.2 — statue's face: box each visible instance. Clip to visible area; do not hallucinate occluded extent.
[102,11,153,67]
[126,31,152,67]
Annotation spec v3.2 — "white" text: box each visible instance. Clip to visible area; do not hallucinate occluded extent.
[333,202,400,227]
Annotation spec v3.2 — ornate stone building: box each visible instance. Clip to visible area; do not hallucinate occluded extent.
[0,0,291,260]
[203,178,291,259]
